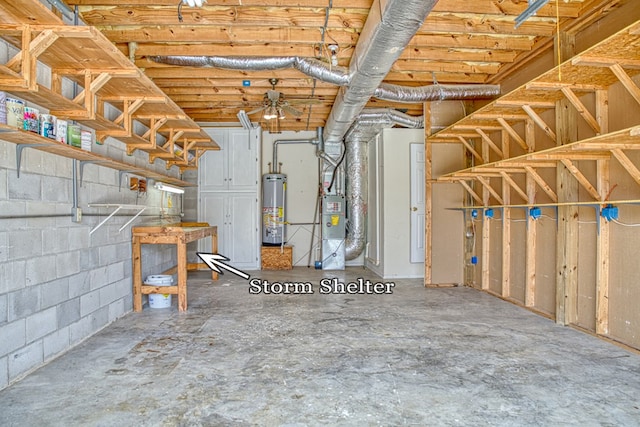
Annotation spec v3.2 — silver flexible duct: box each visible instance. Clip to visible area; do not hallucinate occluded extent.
[374,83,501,103]
[343,109,422,260]
[150,55,351,87]
[322,0,438,144]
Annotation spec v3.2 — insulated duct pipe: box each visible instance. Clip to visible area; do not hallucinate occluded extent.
[148,64,499,104]
[322,0,438,143]
[343,109,422,260]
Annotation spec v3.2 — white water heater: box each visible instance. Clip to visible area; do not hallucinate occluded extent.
[262,173,287,245]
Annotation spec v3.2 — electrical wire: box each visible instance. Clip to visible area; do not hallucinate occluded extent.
[327,140,346,193]
[612,219,640,227]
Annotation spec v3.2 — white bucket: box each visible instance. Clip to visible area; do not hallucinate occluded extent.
[146,274,174,309]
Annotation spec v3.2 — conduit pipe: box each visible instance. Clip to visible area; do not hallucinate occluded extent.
[272,126,324,170]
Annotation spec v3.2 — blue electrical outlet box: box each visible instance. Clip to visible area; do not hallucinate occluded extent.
[471,256,478,265]
[471,209,478,219]
[601,204,619,222]
[485,208,494,218]
[242,80,251,87]
[529,207,541,220]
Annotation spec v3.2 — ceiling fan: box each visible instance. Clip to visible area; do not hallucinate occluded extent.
[247,78,305,120]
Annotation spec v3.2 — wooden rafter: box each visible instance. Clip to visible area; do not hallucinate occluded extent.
[524,166,558,203]
[522,105,556,142]
[560,87,600,134]
[476,176,504,205]
[500,171,528,202]
[497,118,529,152]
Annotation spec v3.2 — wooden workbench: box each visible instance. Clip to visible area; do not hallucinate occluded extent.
[132,222,217,312]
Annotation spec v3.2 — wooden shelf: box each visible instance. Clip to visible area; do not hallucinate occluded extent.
[430,20,640,208]
[429,20,640,146]
[0,124,195,188]
[0,9,219,174]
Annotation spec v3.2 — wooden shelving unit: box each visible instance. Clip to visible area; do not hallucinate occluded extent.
[424,20,640,348]
[429,20,640,207]
[0,0,219,175]
[0,124,196,187]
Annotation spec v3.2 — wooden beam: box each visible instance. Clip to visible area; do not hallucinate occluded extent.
[559,159,602,201]
[524,166,558,203]
[611,149,640,188]
[555,30,578,327]
[500,171,528,202]
[596,159,610,336]
[455,180,482,206]
[525,166,537,308]
[560,87,600,134]
[476,128,503,158]
[477,176,504,205]
[501,130,511,298]
[457,136,483,164]
[596,90,609,135]
[522,105,557,142]
[609,63,640,106]
[424,102,433,287]
[497,117,529,152]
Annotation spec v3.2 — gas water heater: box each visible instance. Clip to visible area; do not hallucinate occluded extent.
[262,173,287,245]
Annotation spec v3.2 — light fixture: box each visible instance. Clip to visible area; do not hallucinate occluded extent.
[264,104,278,120]
[178,0,207,22]
[237,110,254,130]
[182,0,207,7]
[154,182,185,194]
[329,44,339,67]
[515,0,551,28]
[278,107,285,120]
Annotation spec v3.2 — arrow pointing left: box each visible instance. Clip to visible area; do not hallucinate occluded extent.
[197,252,250,280]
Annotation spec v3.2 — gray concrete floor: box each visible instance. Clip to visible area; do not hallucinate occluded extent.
[1,267,640,426]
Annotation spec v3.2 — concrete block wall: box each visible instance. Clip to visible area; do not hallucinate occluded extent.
[0,135,183,390]
[0,41,185,389]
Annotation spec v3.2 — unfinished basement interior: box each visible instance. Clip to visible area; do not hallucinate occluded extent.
[1,0,640,425]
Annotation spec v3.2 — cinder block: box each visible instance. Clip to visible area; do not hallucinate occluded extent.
[54,156,72,178]
[0,231,7,262]
[43,327,69,361]
[0,294,6,324]
[25,254,57,286]
[42,227,69,255]
[8,286,41,322]
[0,356,7,390]
[0,168,7,201]
[107,262,125,284]
[68,271,90,298]
[55,251,80,278]
[8,172,41,201]
[80,289,100,317]
[40,277,69,309]
[0,260,26,294]
[69,316,92,346]
[79,247,99,270]
[23,149,44,175]
[98,244,119,265]
[108,298,125,322]
[0,320,25,357]
[57,298,80,328]
[98,282,116,306]
[8,340,43,380]
[9,229,42,259]
[26,306,57,343]
[42,176,70,203]
[114,242,130,262]
[0,200,26,219]
[68,227,89,251]
[87,266,108,290]
[90,306,109,331]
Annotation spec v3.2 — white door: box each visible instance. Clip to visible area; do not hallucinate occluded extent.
[228,129,258,191]
[227,194,259,267]
[410,143,425,263]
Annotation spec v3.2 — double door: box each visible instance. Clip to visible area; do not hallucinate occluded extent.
[198,128,260,269]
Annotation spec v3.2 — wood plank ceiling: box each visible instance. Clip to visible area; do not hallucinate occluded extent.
[64,0,617,132]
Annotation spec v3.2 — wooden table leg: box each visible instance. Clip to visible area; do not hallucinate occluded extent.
[211,228,219,281]
[132,237,142,312]
[177,237,187,311]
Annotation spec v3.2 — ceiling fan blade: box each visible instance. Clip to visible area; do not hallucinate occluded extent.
[247,105,267,115]
[282,105,303,117]
[287,98,325,105]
